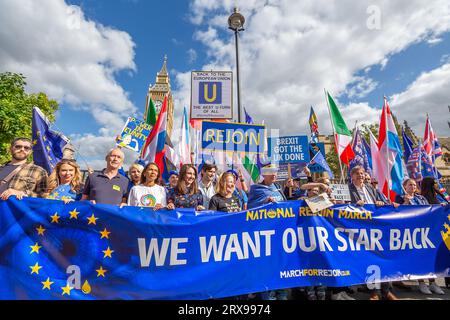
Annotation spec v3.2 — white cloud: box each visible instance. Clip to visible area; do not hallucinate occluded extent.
[175,0,450,136]
[390,62,450,135]
[0,0,139,169]
[346,77,378,99]
[70,133,139,170]
[187,48,198,64]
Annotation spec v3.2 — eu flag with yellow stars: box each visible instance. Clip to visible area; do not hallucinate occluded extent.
[32,107,69,174]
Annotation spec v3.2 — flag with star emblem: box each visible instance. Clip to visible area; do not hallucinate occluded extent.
[32,107,69,174]
[2,196,450,300]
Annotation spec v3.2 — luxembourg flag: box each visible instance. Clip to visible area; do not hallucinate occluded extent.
[378,98,404,201]
[141,95,168,173]
[178,106,191,166]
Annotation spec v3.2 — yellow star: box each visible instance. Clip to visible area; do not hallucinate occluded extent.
[36,225,46,236]
[30,243,42,254]
[87,214,98,225]
[96,266,107,277]
[100,228,111,239]
[102,246,114,258]
[30,262,42,275]
[448,214,450,221]
[69,208,80,220]
[50,212,60,224]
[61,284,73,296]
[41,278,54,290]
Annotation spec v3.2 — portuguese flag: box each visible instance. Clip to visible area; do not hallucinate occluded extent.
[327,91,355,166]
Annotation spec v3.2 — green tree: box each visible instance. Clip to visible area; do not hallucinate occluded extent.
[325,148,340,180]
[0,72,59,164]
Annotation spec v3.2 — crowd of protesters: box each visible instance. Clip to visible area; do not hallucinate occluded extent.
[1,137,449,300]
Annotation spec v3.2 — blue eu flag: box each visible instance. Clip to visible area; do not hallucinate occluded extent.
[32,107,69,174]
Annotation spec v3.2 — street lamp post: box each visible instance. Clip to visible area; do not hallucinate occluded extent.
[228,7,245,123]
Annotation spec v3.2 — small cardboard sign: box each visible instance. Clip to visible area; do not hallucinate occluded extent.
[305,193,334,213]
[330,184,351,202]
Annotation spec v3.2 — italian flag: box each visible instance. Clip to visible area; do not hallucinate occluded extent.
[327,92,355,166]
[145,96,157,126]
[242,154,260,184]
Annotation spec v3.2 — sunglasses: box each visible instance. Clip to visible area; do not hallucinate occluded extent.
[13,145,32,151]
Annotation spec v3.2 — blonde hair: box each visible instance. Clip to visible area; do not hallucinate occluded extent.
[216,172,236,197]
[128,163,144,181]
[46,159,82,196]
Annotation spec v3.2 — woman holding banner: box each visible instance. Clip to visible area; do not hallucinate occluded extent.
[127,162,166,209]
[209,172,241,213]
[167,164,204,210]
[394,178,445,295]
[421,177,450,205]
[45,159,83,202]
[247,164,288,300]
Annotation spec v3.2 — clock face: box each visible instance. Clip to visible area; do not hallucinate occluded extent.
[154,100,162,112]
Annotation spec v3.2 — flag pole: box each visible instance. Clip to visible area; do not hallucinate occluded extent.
[383,96,391,202]
[324,89,346,184]
[287,162,293,198]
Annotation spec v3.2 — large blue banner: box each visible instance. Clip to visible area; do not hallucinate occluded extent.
[1,198,449,300]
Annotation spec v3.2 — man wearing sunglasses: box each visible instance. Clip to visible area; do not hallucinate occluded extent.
[0,137,48,200]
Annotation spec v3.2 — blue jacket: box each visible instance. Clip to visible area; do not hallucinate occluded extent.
[247,183,286,209]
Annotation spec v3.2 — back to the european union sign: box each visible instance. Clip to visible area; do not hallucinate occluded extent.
[201,121,266,153]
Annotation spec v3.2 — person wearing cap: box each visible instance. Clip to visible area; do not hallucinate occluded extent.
[166,170,179,192]
[247,164,286,209]
[247,164,288,301]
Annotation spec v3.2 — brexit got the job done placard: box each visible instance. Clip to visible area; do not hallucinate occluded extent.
[191,71,233,119]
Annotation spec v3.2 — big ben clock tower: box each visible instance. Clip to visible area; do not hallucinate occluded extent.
[144,55,175,136]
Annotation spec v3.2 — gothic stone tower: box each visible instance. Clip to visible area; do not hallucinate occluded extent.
[144,56,175,136]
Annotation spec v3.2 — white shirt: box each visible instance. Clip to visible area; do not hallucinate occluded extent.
[355,184,375,204]
[127,184,167,207]
[199,180,216,209]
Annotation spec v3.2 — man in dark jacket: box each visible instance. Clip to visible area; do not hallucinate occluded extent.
[348,166,398,300]
[348,166,388,206]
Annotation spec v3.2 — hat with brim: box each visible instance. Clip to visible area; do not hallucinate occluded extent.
[261,164,279,175]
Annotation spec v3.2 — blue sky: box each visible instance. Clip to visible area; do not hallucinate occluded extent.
[1,0,449,168]
[60,0,200,135]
